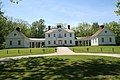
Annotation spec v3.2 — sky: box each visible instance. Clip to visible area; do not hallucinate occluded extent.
[2,0,120,26]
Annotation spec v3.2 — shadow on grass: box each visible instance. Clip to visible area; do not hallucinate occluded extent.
[0,57,120,80]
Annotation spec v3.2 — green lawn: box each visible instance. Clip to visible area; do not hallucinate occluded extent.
[0,48,56,58]
[70,46,120,53]
[0,55,120,80]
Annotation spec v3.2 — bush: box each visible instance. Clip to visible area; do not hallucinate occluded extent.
[0,43,5,49]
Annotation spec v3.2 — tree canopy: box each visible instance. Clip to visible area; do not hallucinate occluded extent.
[10,0,22,4]
[115,0,120,15]
[31,19,46,38]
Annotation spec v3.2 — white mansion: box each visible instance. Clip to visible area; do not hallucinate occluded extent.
[6,24,116,48]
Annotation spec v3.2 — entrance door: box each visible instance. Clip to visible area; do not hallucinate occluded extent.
[58,40,62,45]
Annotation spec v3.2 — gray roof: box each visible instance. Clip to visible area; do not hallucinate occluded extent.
[76,37,91,40]
[45,28,74,33]
[6,30,29,39]
[76,28,105,40]
[29,38,45,42]
[90,28,104,38]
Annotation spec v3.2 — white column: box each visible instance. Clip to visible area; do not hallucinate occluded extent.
[88,40,89,46]
[81,40,83,46]
[84,40,86,46]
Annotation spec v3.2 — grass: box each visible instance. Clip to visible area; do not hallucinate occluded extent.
[70,46,120,53]
[0,55,120,80]
[0,48,56,58]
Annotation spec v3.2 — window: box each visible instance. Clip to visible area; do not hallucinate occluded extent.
[18,40,21,45]
[10,41,12,45]
[70,33,72,37]
[58,34,62,38]
[70,40,72,44]
[92,39,94,43]
[48,41,50,44]
[48,34,50,37]
[64,33,66,37]
[102,38,104,42]
[65,40,67,44]
[109,37,112,42]
[54,41,56,44]
[105,31,107,33]
[54,34,56,37]
[95,38,97,43]
[14,33,17,36]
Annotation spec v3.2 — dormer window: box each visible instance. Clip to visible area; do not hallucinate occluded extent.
[14,33,17,36]
[105,31,107,33]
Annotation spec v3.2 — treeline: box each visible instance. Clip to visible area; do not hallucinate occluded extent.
[73,22,120,45]
[0,11,120,48]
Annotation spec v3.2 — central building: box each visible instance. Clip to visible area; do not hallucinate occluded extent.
[45,24,75,47]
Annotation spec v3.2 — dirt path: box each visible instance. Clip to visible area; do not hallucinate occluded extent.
[57,47,74,54]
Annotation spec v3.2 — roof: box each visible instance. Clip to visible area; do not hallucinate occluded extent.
[6,30,29,39]
[76,28,105,40]
[65,29,74,33]
[76,37,91,40]
[90,28,105,38]
[19,31,29,39]
[45,28,74,33]
[45,29,56,33]
[29,38,45,41]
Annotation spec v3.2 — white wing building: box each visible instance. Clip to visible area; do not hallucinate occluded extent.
[76,25,116,46]
[6,28,30,48]
[90,25,116,46]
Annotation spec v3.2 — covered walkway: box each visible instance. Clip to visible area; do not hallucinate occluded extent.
[29,38,45,48]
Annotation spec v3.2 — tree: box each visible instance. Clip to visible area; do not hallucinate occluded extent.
[4,17,31,37]
[91,22,99,35]
[10,0,22,4]
[74,22,92,37]
[115,0,120,15]
[31,19,46,38]
[0,2,7,48]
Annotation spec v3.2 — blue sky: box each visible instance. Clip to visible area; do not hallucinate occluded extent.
[2,0,119,26]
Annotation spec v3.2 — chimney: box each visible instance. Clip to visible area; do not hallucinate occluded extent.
[99,25,104,29]
[48,26,51,30]
[57,25,61,28]
[68,25,70,29]
[16,27,20,32]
